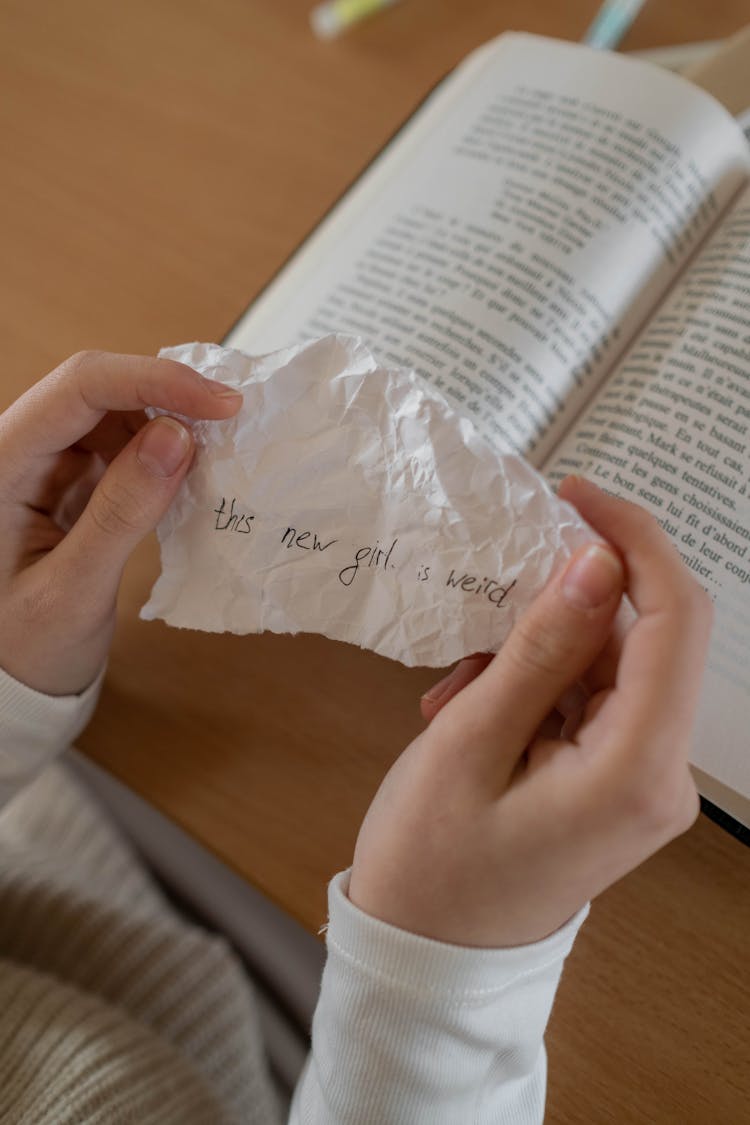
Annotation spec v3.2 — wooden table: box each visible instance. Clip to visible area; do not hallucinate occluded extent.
[2,2,748,1120]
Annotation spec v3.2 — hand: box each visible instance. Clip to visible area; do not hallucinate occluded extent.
[0,350,242,695]
[348,478,712,947]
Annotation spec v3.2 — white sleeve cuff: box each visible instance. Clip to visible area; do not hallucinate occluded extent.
[292,870,588,1124]
[326,869,588,995]
[0,664,105,809]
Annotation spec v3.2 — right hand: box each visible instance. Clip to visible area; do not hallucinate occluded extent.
[349,478,712,948]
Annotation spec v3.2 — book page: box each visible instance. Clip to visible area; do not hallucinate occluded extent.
[545,187,750,810]
[226,34,749,465]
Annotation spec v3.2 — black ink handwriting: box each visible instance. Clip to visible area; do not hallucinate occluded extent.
[446,571,516,607]
[281,526,338,552]
[214,497,254,534]
[338,538,398,587]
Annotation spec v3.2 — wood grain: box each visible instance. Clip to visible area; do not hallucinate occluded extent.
[1,1,748,1119]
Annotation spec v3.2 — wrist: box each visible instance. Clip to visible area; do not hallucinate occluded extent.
[344,868,589,958]
[0,662,105,805]
[335,869,589,983]
[0,625,112,697]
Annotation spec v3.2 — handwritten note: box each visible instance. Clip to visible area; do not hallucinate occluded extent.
[140,337,593,667]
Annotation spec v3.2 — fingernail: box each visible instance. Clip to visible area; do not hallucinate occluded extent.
[422,665,462,704]
[562,544,623,609]
[557,473,581,494]
[557,682,589,718]
[137,417,191,478]
[561,707,585,740]
[203,377,242,399]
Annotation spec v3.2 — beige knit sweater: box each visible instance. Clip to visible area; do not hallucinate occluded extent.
[0,664,585,1124]
[0,763,280,1123]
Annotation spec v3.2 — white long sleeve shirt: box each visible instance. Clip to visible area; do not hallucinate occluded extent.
[0,664,586,1124]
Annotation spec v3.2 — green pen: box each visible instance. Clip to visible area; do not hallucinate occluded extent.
[310,0,403,40]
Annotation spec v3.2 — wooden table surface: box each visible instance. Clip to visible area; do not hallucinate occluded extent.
[2,1,748,1120]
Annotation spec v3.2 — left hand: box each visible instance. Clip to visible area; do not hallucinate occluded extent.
[0,350,242,695]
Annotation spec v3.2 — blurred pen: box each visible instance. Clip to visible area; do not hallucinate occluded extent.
[583,0,647,50]
[311,0,403,40]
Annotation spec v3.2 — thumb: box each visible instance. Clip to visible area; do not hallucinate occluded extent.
[55,415,193,599]
[433,543,625,783]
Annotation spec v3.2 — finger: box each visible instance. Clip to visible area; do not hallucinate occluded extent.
[558,686,609,741]
[14,448,95,517]
[422,656,592,728]
[47,415,194,602]
[74,410,146,462]
[579,597,633,695]
[0,351,242,471]
[421,592,631,728]
[420,654,493,723]
[558,477,713,755]
[430,540,625,786]
[53,455,107,532]
[555,680,589,720]
[14,411,147,516]
[22,449,105,532]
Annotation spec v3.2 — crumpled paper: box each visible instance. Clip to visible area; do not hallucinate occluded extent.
[140,336,593,667]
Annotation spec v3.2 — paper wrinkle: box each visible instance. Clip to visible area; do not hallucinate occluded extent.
[140,336,593,667]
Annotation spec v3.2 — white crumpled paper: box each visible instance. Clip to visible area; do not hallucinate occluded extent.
[140,336,593,666]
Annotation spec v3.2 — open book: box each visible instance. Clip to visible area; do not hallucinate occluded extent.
[223,33,750,833]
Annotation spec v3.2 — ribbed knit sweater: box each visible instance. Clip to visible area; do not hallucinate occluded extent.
[0,665,586,1123]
